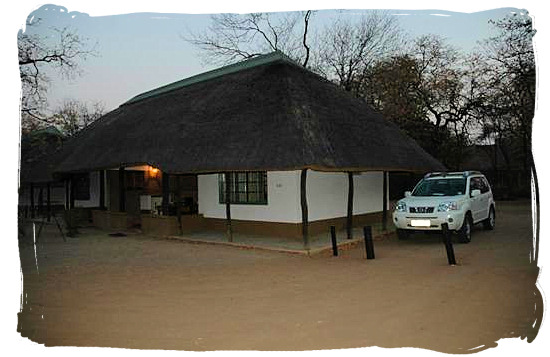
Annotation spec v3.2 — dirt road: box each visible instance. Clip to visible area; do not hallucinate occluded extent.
[17,201,542,352]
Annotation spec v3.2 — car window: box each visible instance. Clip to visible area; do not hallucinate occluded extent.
[412,178,466,197]
[470,176,489,194]
[470,177,479,193]
[480,177,491,193]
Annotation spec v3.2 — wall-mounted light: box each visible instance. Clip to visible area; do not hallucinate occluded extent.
[149,166,159,178]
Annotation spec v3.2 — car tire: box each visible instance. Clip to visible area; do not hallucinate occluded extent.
[458,213,473,243]
[397,229,410,240]
[483,206,496,230]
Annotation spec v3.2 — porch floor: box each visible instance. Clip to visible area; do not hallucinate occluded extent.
[165,222,395,256]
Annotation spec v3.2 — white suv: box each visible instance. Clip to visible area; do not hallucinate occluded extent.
[392,171,496,243]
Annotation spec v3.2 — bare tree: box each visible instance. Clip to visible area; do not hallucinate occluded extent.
[361,35,483,169]
[185,11,313,66]
[18,18,96,129]
[409,35,474,129]
[313,11,403,95]
[475,13,536,173]
[49,99,105,137]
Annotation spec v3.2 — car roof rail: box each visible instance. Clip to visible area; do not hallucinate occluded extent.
[425,171,482,179]
[462,170,483,177]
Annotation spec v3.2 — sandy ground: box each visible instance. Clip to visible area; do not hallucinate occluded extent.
[17,201,542,353]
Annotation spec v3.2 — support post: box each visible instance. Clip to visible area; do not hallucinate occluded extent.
[30,183,35,219]
[442,223,456,265]
[224,172,233,242]
[99,170,106,210]
[330,226,338,256]
[65,178,70,209]
[382,171,388,231]
[69,177,75,210]
[301,169,309,250]
[38,187,44,217]
[363,226,375,260]
[118,167,125,212]
[347,171,354,239]
[47,183,51,222]
[162,171,170,216]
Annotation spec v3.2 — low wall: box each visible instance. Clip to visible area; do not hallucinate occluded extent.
[202,212,384,239]
[91,211,384,239]
[92,210,128,231]
[141,214,206,236]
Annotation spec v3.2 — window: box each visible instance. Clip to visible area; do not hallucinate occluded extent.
[126,171,145,189]
[219,171,268,205]
[469,177,489,195]
[480,177,491,193]
[412,178,466,197]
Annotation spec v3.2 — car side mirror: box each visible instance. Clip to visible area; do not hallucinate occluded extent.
[404,191,412,197]
[471,189,481,197]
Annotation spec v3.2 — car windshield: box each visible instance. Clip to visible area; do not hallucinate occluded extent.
[412,178,466,197]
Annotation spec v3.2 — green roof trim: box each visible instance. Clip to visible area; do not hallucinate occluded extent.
[124,50,298,105]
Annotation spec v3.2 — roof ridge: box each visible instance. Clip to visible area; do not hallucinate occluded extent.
[123,50,297,105]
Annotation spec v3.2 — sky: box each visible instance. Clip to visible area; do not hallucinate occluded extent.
[3,1,550,357]
[17,5,525,113]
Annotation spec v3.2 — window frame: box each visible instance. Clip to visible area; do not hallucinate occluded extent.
[218,171,268,205]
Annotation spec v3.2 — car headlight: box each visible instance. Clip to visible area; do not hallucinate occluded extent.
[395,201,407,212]
[438,201,459,212]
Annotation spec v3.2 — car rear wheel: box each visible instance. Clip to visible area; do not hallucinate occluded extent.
[458,214,473,243]
[483,206,496,230]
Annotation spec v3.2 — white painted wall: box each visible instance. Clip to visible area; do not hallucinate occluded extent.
[198,170,387,223]
[198,171,302,223]
[306,171,385,221]
[353,172,387,215]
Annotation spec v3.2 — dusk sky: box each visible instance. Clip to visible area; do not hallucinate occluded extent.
[13,4,532,113]
[4,1,550,356]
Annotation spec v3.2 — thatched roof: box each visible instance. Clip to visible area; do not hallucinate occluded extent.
[54,51,445,175]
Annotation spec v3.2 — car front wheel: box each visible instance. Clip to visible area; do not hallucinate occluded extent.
[458,214,473,243]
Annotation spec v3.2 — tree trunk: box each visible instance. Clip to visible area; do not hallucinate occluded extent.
[301,169,309,250]
[224,172,233,242]
[347,172,354,239]
[382,171,388,231]
[118,167,125,212]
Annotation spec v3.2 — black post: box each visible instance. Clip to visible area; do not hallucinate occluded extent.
[301,169,309,250]
[99,170,106,210]
[65,179,70,209]
[224,172,233,242]
[347,172,354,240]
[382,171,388,231]
[363,226,375,260]
[442,223,456,265]
[118,167,125,212]
[47,183,51,222]
[30,183,35,219]
[162,171,170,216]
[330,226,338,256]
[38,187,43,218]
